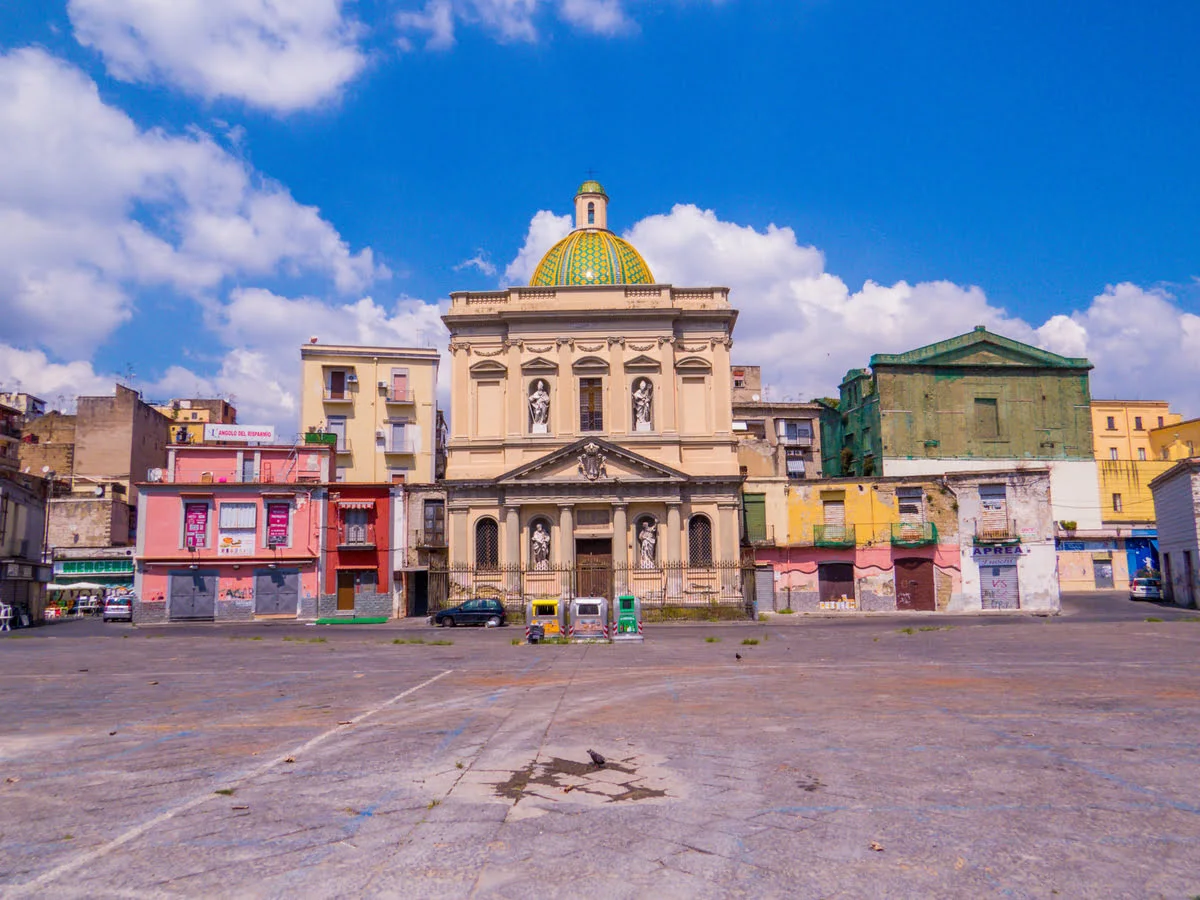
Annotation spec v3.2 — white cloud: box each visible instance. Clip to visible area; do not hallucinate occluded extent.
[397,0,667,46]
[67,0,366,112]
[0,345,113,408]
[502,210,571,284]
[454,252,498,277]
[507,204,1200,411]
[0,48,382,356]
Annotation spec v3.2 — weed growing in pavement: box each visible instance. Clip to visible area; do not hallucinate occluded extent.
[873,637,879,642]
[918,625,953,632]
[392,637,427,644]
[758,613,769,622]
[1145,617,1164,623]
[284,636,327,643]
[741,638,759,646]
[778,608,795,614]
[511,637,522,645]
[705,636,720,643]
[455,761,464,769]
[428,639,453,646]
[214,788,235,796]
[61,834,74,841]
[899,627,915,635]
[426,799,441,809]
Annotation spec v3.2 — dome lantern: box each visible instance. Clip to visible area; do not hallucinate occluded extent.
[574,180,608,230]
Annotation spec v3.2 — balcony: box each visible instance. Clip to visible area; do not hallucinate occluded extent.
[814,524,856,548]
[334,438,352,456]
[322,389,354,404]
[778,434,814,448]
[384,388,415,405]
[973,520,1019,545]
[745,524,775,548]
[890,521,938,547]
[383,439,417,456]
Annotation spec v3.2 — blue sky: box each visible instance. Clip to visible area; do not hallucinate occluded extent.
[0,0,1197,428]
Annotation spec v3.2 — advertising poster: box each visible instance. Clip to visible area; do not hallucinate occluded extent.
[184,503,208,548]
[267,504,290,546]
[218,531,255,556]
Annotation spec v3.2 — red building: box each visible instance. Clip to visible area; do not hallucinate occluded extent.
[321,484,392,618]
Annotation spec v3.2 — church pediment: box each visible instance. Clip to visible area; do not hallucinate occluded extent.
[623,354,661,372]
[521,356,559,374]
[496,437,688,485]
[871,327,1092,371]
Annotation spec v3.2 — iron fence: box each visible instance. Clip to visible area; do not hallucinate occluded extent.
[428,560,754,622]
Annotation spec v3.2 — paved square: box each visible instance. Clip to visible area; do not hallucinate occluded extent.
[2,596,1200,898]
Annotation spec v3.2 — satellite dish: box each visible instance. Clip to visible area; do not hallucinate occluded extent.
[752,394,760,401]
[41,465,50,474]
[94,485,105,497]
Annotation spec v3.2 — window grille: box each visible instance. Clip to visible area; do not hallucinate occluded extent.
[579,378,603,431]
[344,509,369,544]
[219,502,257,529]
[476,518,499,569]
[688,515,713,566]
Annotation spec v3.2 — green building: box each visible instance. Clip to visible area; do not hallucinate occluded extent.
[821,326,1094,477]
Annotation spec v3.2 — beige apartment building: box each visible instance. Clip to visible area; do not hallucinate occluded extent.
[441,180,744,602]
[298,343,441,484]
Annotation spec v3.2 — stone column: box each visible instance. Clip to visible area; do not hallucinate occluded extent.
[612,503,628,594]
[558,504,575,568]
[718,502,740,563]
[666,503,682,563]
[503,504,520,567]
[449,506,469,565]
[661,338,677,434]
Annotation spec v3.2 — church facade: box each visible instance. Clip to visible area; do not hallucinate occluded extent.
[441,181,746,606]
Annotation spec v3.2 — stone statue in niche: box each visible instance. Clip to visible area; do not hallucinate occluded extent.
[530,521,551,570]
[632,378,653,431]
[529,380,550,434]
[637,519,657,568]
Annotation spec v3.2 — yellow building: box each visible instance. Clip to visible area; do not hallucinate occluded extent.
[153,398,237,445]
[298,344,441,484]
[1149,417,1200,462]
[1091,400,1179,462]
[441,180,743,605]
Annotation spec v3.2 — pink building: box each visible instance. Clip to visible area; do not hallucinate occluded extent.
[134,443,331,622]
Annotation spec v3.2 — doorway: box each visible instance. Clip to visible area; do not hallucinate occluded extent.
[408,570,429,617]
[576,538,613,599]
[818,563,855,606]
[169,571,217,620]
[255,570,299,616]
[1093,559,1114,589]
[895,558,936,611]
[336,570,355,611]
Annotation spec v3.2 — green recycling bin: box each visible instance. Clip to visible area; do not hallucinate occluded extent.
[613,594,642,642]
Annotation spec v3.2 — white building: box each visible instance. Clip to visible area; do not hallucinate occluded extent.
[1149,459,1200,608]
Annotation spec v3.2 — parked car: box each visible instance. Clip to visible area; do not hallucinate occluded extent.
[1129,578,1162,601]
[434,598,506,628]
[102,596,133,622]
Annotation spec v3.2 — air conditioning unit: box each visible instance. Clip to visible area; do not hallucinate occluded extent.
[378,380,388,389]
[146,468,164,482]
[376,429,386,439]
[346,373,359,384]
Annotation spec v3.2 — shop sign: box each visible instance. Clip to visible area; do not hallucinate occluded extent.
[185,503,208,548]
[972,545,1026,558]
[4,563,34,580]
[204,424,276,443]
[1059,541,1086,552]
[266,504,290,547]
[218,530,255,556]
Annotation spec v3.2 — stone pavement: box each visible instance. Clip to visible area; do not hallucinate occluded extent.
[1,597,1199,898]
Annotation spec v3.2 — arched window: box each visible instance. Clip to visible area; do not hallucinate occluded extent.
[688,514,713,567]
[475,518,499,570]
[587,201,595,225]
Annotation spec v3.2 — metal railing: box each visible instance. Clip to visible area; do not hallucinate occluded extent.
[890,521,938,547]
[428,560,752,621]
[974,519,1019,544]
[384,389,415,404]
[322,389,354,402]
[813,525,856,548]
[383,439,417,455]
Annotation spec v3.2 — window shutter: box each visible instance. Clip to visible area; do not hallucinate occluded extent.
[743,494,767,543]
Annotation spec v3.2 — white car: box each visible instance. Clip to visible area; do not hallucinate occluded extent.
[1129,578,1162,601]
[102,596,133,622]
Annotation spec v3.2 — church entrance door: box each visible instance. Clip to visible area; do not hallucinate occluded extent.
[576,538,613,600]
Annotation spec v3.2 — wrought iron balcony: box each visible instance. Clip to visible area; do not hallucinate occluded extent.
[973,520,1019,545]
[890,521,938,547]
[813,524,856,548]
[384,389,415,404]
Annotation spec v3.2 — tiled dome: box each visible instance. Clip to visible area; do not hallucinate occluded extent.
[529,229,655,286]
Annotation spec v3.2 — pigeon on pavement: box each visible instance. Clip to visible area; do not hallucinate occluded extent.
[735,652,742,660]
[587,749,606,767]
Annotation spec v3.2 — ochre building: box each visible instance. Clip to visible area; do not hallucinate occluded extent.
[442,181,744,600]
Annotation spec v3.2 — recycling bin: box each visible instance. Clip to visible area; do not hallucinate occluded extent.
[612,593,643,642]
[526,599,562,643]
[568,597,609,642]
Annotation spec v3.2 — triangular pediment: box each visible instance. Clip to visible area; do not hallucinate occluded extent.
[521,356,559,374]
[871,328,1092,370]
[623,354,661,372]
[496,437,688,484]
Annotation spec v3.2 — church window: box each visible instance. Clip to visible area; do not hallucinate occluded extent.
[688,515,713,567]
[579,378,603,432]
[974,398,999,439]
[587,201,595,225]
[475,518,499,570]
